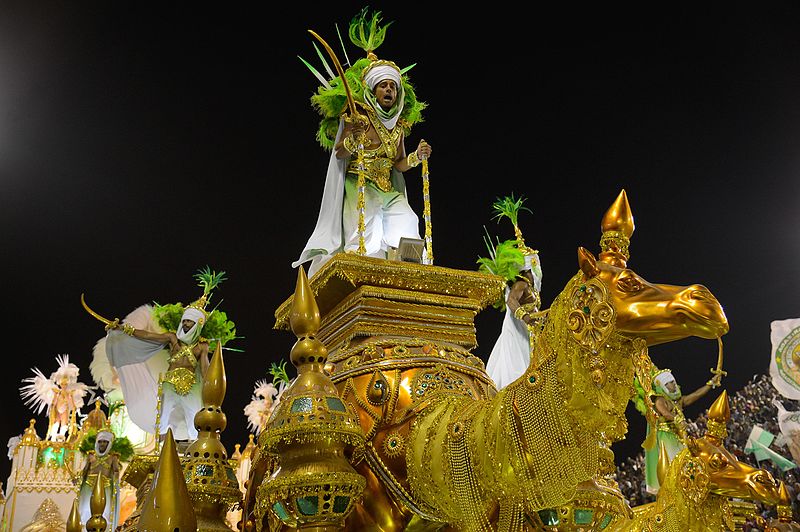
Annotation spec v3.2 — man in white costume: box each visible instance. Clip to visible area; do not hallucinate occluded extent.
[293,60,432,277]
[486,251,543,389]
[77,429,121,528]
[105,305,209,442]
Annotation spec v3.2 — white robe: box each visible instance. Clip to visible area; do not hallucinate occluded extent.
[486,288,533,390]
[292,120,419,277]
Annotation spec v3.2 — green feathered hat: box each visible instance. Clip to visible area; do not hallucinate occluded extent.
[477,232,527,311]
[300,7,427,150]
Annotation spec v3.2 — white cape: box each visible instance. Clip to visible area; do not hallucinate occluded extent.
[486,290,532,390]
[292,120,410,277]
[105,330,191,440]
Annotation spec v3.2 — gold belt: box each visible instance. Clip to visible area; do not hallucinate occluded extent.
[348,157,394,192]
[163,367,196,396]
[86,472,112,489]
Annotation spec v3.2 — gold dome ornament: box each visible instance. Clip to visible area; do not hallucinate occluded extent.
[254,266,366,531]
[138,428,197,531]
[705,389,730,443]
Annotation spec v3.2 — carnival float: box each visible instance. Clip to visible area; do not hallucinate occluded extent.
[2,6,800,532]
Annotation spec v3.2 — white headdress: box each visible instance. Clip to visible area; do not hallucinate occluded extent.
[95,429,114,456]
[653,369,681,400]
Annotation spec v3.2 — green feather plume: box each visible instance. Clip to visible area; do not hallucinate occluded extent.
[269,360,291,385]
[477,230,526,310]
[194,266,227,298]
[348,7,393,53]
[491,194,532,229]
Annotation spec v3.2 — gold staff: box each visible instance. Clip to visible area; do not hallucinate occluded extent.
[421,155,433,264]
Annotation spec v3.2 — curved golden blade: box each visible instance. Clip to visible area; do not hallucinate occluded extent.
[80,293,113,326]
[308,29,359,118]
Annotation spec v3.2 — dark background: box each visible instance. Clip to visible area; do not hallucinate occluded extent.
[1,2,799,486]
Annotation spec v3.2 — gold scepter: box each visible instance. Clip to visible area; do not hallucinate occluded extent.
[421,155,433,265]
[307,29,369,255]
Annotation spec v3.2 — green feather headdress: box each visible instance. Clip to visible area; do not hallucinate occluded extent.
[79,429,135,462]
[477,231,526,310]
[300,7,427,150]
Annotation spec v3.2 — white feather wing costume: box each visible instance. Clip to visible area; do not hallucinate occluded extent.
[20,354,89,416]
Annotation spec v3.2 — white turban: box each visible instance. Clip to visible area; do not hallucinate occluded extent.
[95,430,114,456]
[177,307,206,344]
[653,370,681,400]
[363,64,401,91]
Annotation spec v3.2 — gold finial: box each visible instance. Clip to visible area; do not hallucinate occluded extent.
[139,428,197,531]
[289,266,321,338]
[66,498,82,532]
[778,481,793,521]
[705,390,730,441]
[599,189,635,265]
[20,419,40,446]
[202,341,226,407]
[289,267,328,369]
[232,443,242,460]
[656,441,670,486]
[85,470,107,531]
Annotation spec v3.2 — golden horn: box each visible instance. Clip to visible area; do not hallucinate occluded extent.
[656,440,671,487]
[601,188,635,237]
[66,497,82,532]
[80,293,113,326]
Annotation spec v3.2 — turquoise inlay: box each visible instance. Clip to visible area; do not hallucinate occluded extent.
[297,496,319,516]
[326,397,347,412]
[272,502,289,521]
[291,397,314,413]
[574,508,594,525]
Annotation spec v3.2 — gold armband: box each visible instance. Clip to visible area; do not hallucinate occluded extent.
[513,306,528,321]
[343,135,359,154]
[406,150,421,168]
[122,323,135,336]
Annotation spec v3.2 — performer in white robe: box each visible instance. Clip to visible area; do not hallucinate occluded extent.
[77,429,121,528]
[486,252,543,389]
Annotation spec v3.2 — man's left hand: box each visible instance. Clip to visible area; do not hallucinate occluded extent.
[416,139,432,160]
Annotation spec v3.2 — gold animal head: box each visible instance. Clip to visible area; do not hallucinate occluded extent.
[577,189,729,346]
[678,391,782,506]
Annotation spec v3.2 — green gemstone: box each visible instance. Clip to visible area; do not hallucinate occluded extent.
[574,508,594,525]
[538,509,559,526]
[389,439,397,447]
[529,375,537,383]
[333,496,350,513]
[580,285,586,291]
[291,397,313,413]
[599,513,613,529]
[326,397,346,412]
[583,306,590,314]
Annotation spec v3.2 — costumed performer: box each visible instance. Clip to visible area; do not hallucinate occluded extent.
[83,267,236,442]
[634,366,722,494]
[20,354,90,441]
[293,8,432,276]
[75,426,132,529]
[479,195,543,389]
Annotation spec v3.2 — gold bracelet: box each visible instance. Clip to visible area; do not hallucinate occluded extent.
[513,307,528,321]
[343,135,359,154]
[122,323,135,336]
[406,150,421,168]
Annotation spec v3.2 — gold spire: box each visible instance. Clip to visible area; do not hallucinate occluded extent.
[241,433,256,461]
[777,481,793,521]
[66,498,82,532]
[138,428,197,531]
[254,266,366,530]
[85,470,108,531]
[20,419,40,446]
[599,189,635,266]
[232,443,242,461]
[705,390,730,441]
[183,341,241,526]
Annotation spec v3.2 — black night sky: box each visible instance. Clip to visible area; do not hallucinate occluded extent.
[1,2,799,484]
